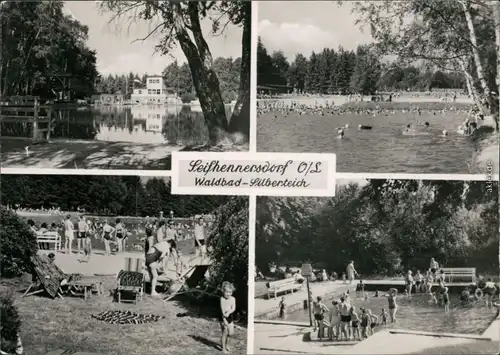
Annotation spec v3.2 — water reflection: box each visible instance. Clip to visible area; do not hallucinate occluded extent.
[3,104,232,146]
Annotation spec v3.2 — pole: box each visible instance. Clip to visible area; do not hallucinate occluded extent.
[306,276,313,327]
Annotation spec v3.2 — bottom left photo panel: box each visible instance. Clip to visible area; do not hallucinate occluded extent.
[0,174,249,355]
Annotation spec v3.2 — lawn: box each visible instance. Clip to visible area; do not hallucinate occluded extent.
[1,277,247,355]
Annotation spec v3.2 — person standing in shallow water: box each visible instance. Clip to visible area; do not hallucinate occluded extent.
[346,261,358,284]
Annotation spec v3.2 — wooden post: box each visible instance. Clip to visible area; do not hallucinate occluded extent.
[306,276,313,327]
[33,99,39,141]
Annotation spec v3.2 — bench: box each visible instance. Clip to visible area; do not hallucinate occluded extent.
[267,277,302,299]
[36,231,61,251]
[441,267,476,283]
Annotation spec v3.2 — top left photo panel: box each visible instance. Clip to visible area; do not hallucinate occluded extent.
[1,1,251,171]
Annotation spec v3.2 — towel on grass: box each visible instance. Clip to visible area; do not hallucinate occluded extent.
[92,310,163,324]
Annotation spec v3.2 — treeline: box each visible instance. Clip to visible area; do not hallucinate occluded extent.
[258,38,466,95]
[1,1,98,99]
[1,175,230,218]
[96,57,241,104]
[257,180,498,276]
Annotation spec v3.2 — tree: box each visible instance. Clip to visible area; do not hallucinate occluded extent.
[0,207,38,278]
[1,0,98,99]
[256,180,499,277]
[208,196,248,311]
[101,1,250,144]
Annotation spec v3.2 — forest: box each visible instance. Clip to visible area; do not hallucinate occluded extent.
[1,1,243,105]
[0,175,230,218]
[258,38,466,95]
[256,180,499,277]
[95,57,242,104]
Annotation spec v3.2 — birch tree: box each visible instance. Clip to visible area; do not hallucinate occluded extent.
[349,0,499,130]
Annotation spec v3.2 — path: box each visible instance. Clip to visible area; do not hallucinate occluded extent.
[1,139,180,169]
[254,303,500,354]
[39,250,210,280]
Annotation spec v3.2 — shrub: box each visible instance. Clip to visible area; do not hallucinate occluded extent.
[0,291,22,354]
[207,197,249,312]
[0,207,38,277]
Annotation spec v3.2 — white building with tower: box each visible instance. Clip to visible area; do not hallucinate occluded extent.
[131,75,184,105]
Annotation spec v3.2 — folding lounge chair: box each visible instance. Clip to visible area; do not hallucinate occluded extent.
[164,264,212,301]
[116,257,145,304]
[22,255,84,299]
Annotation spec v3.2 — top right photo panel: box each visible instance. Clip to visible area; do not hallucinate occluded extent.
[257,0,499,174]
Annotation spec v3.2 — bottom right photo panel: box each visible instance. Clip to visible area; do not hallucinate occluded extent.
[254,178,499,355]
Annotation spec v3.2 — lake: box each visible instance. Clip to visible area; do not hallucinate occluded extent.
[2,104,233,146]
[258,110,476,173]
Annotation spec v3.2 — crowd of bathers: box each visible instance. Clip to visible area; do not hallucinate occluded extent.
[28,213,214,258]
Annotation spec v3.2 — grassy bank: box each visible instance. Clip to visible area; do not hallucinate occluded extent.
[470,126,500,174]
[1,277,247,355]
[340,101,472,111]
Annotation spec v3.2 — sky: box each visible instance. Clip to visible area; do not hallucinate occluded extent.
[64,2,242,75]
[258,1,373,60]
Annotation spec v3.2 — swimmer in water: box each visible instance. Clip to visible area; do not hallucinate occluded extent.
[337,128,345,139]
[441,130,448,137]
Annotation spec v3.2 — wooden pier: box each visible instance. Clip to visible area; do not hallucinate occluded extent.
[0,96,53,143]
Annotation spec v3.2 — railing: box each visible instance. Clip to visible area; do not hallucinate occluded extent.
[0,96,53,142]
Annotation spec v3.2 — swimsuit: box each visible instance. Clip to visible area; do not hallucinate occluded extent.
[103,231,111,240]
[351,320,359,328]
[195,239,205,247]
[340,315,351,322]
[145,247,162,266]
[388,296,396,309]
[78,232,86,239]
[370,322,376,328]
[314,314,324,321]
[221,313,234,324]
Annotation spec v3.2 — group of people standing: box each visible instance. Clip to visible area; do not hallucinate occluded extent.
[62,215,129,258]
[309,290,396,341]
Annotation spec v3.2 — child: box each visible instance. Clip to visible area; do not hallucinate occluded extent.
[360,308,370,338]
[79,234,92,263]
[483,278,497,307]
[386,288,398,322]
[443,287,450,313]
[428,292,438,305]
[414,270,423,293]
[380,308,388,325]
[220,281,236,353]
[368,309,378,335]
[356,280,365,299]
[313,296,329,332]
[342,272,347,284]
[350,306,361,340]
[278,297,287,319]
[329,301,340,340]
[405,270,414,298]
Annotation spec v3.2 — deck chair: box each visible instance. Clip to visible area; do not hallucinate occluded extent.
[22,255,82,299]
[116,257,145,304]
[164,264,212,301]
